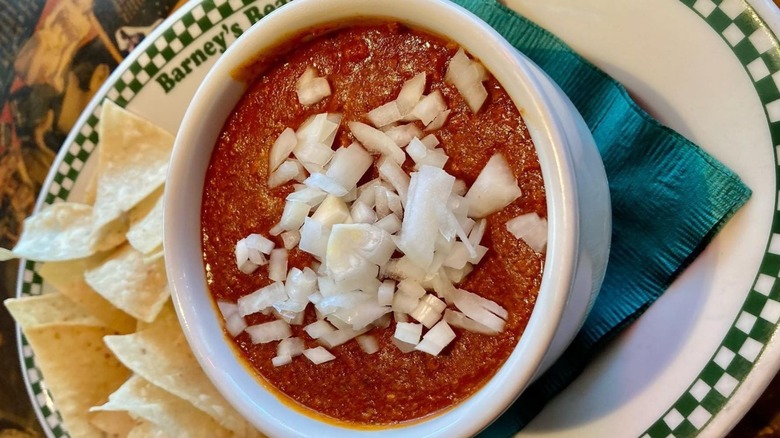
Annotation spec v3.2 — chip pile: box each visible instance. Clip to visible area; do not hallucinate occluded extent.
[2,101,260,438]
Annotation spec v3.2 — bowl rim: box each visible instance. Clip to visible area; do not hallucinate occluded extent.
[164,0,580,436]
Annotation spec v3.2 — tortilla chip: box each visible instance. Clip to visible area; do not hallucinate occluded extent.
[142,246,164,264]
[91,100,173,251]
[104,305,258,437]
[127,420,170,438]
[4,294,103,329]
[24,323,130,438]
[0,248,14,261]
[84,243,169,323]
[11,202,97,261]
[126,187,164,255]
[90,410,136,438]
[39,259,135,334]
[83,167,99,206]
[93,375,236,438]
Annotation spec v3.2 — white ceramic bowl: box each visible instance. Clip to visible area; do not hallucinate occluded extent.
[164,0,611,436]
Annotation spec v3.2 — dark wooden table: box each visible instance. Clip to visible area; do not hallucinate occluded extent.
[1,1,780,437]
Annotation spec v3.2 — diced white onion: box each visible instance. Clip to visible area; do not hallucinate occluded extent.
[268,159,304,189]
[303,173,348,197]
[368,101,403,127]
[348,121,406,165]
[410,294,446,328]
[356,335,380,354]
[465,153,521,218]
[443,309,497,335]
[396,72,426,115]
[384,123,423,147]
[293,140,334,169]
[378,158,410,204]
[296,68,331,106]
[280,230,301,250]
[246,319,292,344]
[279,201,311,231]
[392,337,416,353]
[318,326,369,348]
[285,267,318,301]
[286,186,327,207]
[304,319,336,339]
[420,134,440,149]
[406,138,448,169]
[277,337,305,358]
[311,195,351,227]
[332,300,391,331]
[351,201,377,224]
[452,179,467,197]
[445,49,488,113]
[272,355,292,367]
[394,322,422,345]
[303,346,336,364]
[325,142,373,192]
[382,256,427,283]
[415,320,456,355]
[298,113,341,146]
[269,127,298,173]
[298,217,330,259]
[412,90,447,126]
[217,300,238,319]
[377,279,395,306]
[425,110,450,131]
[235,239,259,274]
[238,282,287,316]
[506,212,548,253]
[245,233,275,255]
[225,313,247,337]
[392,291,420,314]
[374,211,402,234]
[268,249,288,283]
[394,166,455,269]
[397,279,426,299]
[327,224,396,275]
[452,288,506,333]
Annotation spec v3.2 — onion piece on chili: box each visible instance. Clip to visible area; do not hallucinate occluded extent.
[415,320,456,356]
[304,319,336,339]
[348,121,406,165]
[246,319,292,344]
[443,309,498,335]
[394,322,423,345]
[368,101,403,127]
[238,282,287,316]
[303,173,348,197]
[384,123,423,147]
[356,335,380,354]
[396,72,426,115]
[269,127,298,173]
[445,48,488,113]
[506,212,548,253]
[325,142,373,192]
[225,313,248,338]
[268,248,288,283]
[268,159,304,188]
[303,346,336,364]
[464,153,521,218]
[296,67,331,106]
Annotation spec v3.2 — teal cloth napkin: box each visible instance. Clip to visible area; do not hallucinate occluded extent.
[451,0,753,435]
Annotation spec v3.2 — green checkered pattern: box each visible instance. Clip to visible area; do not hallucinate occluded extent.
[19,0,780,436]
[642,0,780,437]
[19,0,282,436]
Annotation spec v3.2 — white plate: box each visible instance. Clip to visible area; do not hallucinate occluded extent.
[17,0,780,436]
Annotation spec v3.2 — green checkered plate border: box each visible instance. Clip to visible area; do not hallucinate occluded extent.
[14,0,780,437]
